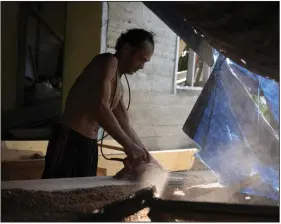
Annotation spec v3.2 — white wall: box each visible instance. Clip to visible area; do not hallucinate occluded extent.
[106,2,200,150]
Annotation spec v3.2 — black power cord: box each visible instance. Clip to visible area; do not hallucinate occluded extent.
[98,73,131,161]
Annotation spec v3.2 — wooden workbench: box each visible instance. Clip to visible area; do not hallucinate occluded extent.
[3,140,199,177]
[1,175,188,192]
[2,176,135,191]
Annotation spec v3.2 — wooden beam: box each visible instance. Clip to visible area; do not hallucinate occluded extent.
[186,49,196,87]
[16,3,28,108]
[2,176,136,191]
[176,77,186,84]
[1,159,107,181]
[4,140,198,177]
[28,5,64,44]
[173,36,180,94]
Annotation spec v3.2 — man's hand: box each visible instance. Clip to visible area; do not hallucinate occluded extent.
[124,143,149,166]
[114,152,165,180]
[146,154,165,170]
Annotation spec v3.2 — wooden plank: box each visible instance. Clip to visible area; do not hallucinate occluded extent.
[1,159,106,181]
[173,36,180,94]
[1,176,137,191]
[28,5,64,44]
[1,174,187,192]
[97,149,197,176]
[1,148,44,161]
[176,77,186,84]
[186,49,196,87]
[98,142,123,152]
[2,159,45,181]
[4,140,198,176]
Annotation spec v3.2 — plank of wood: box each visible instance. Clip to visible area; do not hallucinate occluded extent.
[1,174,186,192]
[1,148,44,161]
[97,149,197,176]
[4,140,124,156]
[1,160,106,181]
[4,141,49,155]
[3,140,198,176]
[1,176,138,191]
[176,78,186,84]
[98,143,123,152]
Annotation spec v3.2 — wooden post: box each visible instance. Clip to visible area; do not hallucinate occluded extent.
[202,62,211,82]
[186,49,196,87]
[173,36,180,94]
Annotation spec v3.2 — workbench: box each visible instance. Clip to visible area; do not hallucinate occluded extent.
[1,175,186,191]
[2,175,278,222]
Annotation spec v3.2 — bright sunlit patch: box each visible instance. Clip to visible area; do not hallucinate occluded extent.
[182,50,188,57]
[173,188,185,196]
[154,192,160,198]
[185,182,224,190]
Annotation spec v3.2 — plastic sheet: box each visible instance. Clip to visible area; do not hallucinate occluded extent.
[183,54,279,200]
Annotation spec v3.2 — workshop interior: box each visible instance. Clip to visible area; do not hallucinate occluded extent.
[1,1,280,222]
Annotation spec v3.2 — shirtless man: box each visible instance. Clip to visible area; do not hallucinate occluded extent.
[42,29,157,179]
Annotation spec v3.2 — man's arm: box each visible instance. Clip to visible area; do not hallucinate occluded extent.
[93,55,146,163]
[113,98,146,149]
[113,98,165,175]
[113,98,167,168]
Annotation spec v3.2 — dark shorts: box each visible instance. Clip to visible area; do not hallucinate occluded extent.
[42,123,98,179]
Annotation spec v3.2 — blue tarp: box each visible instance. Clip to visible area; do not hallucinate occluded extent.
[183,53,279,200]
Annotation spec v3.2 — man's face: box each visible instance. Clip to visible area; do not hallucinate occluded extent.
[123,42,154,75]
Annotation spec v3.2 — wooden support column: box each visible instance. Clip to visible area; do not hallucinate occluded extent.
[186,49,196,87]
[62,2,102,110]
[202,62,211,82]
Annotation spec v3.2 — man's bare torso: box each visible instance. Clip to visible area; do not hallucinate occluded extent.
[61,53,123,139]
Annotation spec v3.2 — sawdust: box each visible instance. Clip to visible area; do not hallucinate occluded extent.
[2,184,277,222]
[161,185,277,205]
[123,208,151,222]
[2,185,141,222]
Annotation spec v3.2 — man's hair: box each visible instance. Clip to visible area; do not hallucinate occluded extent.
[115,28,155,52]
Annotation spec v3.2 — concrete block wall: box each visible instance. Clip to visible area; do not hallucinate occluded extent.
[106,2,176,93]
[106,2,201,150]
[122,91,200,150]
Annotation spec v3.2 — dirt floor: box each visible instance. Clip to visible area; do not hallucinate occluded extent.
[2,183,277,222]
